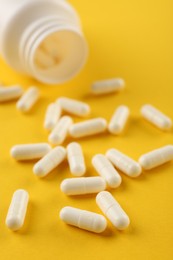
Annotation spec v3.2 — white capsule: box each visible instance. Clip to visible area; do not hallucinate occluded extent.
[139,145,173,170]
[44,103,62,131]
[96,191,130,230]
[60,206,107,233]
[17,87,40,112]
[41,36,60,58]
[141,104,172,131]
[33,146,66,177]
[92,154,122,188]
[67,142,86,176]
[91,78,125,95]
[35,48,56,68]
[69,118,107,138]
[0,85,23,102]
[6,189,29,231]
[106,148,142,177]
[48,116,73,145]
[10,143,51,161]
[60,177,106,195]
[108,105,130,134]
[57,97,90,117]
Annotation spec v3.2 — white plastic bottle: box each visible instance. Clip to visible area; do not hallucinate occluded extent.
[0,0,88,84]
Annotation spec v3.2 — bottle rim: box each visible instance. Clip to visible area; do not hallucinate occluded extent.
[20,16,88,84]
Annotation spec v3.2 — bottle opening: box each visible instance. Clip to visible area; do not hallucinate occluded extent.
[30,30,88,84]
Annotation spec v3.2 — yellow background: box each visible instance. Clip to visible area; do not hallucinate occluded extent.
[0,0,173,259]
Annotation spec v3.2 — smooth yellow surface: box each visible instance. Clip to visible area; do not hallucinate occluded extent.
[0,0,173,259]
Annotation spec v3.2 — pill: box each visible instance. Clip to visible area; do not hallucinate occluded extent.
[35,48,56,68]
[106,148,142,177]
[91,78,125,95]
[44,103,62,131]
[60,177,106,195]
[41,37,60,58]
[48,116,73,145]
[96,191,130,230]
[0,85,23,102]
[108,105,130,134]
[6,189,29,231]
[141,104,172,131]
[57,97,90,117]
[60,206,107,233]
[67,142,86,176]
[16,87,40,112]
[69,117,107,138]
[139,145,173,170]
[33,146,66,177]
[92,154,122,188]
[10,143,51,161]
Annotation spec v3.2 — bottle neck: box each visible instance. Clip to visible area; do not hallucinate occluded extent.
[19,15,87,84]
[0,0,88,84]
